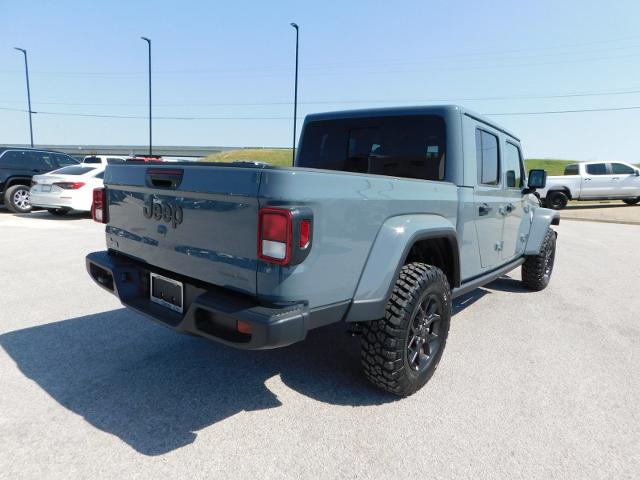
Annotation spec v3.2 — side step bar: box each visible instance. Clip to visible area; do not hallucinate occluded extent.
[452,257,525,299]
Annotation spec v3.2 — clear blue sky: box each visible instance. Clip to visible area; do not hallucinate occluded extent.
[1,0,639,161]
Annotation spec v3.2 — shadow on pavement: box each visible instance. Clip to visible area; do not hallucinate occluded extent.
[0,288,510,456]
[14,210,92,221]
[563,203,634,210]
[485,275,531,293]
[0,309,396,456]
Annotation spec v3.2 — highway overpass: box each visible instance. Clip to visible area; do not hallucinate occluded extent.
[3,144,241,159]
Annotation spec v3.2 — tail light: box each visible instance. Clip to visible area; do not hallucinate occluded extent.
[258,207,313,265]
[92,187,108,223]
[54,182,86,190]
[259,208,293,264]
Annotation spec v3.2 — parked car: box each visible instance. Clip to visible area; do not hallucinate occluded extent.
[86,105,558,397]
[82,155,127,166]
[0,147,79,213]
[30,165,105,215]
[538,161,640,209]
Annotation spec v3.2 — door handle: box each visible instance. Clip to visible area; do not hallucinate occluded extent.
[612,177,619,181]
[584,178,592,181]
[505,203,515,213]
[479,204,492,216]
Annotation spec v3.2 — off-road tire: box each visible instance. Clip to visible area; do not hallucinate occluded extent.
[360,263,451,397]
[522,229,556,291]
[47,208,69,216]
[4,184,32,213]
[546,191,568,210]
[622,198,639,205]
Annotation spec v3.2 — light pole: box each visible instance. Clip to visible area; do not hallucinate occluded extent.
[290,23,299,165]
[141,36,152,156]
[14,47,33,147]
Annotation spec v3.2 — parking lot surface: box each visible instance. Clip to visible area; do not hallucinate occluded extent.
[562,202,640,225]
[1,209,639,479]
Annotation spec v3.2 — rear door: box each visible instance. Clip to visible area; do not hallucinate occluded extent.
[473,128,504,269]
[581,163,613,197]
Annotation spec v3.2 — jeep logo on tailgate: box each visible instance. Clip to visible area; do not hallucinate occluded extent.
[143,197,183,228]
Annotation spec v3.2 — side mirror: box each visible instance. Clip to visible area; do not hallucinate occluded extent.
[635,169,639,177]
[527,169,547,190]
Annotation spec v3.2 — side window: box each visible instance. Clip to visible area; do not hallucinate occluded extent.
[107,157,125,164]
[586,163,607,175]
[55,153,78,167]
[564,164,579,175]
[94,171,105,179]
[476,129,500,185]
[504,142,524,188]
[0,151,28,168]
[28,152,56,170]
[611,163,635,175]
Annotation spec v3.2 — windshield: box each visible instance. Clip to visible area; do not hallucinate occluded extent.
[50,166,97,176]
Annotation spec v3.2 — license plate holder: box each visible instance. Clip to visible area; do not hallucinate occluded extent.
[150,273,184,313]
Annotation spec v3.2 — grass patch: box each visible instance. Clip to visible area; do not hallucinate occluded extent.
[202,150,638,176]
[204,148,293,167]
[524,159,576,176]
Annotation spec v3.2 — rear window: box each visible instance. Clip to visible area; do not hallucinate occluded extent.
[564,164,579,175]
[83,156,102,164]
[476,129,500,186]
[50,166,96,175]
[297,115,446,181]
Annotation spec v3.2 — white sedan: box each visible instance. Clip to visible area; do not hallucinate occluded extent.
[30,165,105,215]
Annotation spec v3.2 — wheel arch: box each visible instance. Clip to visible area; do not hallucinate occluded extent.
[5,177,32,189]
[524,207,560,255]
[345,214,459,323]
[547,187,572,200]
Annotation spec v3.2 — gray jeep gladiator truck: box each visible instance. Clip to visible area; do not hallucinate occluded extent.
[87,105,559,396]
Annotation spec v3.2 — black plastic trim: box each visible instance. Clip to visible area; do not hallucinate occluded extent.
[452,257,525,299]
[86,250,311,350]
[346,228,460,323]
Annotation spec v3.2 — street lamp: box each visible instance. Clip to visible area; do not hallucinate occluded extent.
[14,47,33,147]
[290,23,299,165]
[141,36,152,156]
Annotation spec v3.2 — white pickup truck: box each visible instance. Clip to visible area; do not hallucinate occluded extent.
[538,161,640,209]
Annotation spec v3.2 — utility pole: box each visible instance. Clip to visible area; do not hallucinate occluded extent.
[14,47,33,147]
[141,37,152,155]
[290,23,299,165]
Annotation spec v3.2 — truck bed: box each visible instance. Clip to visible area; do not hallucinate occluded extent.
[103,163,459,309]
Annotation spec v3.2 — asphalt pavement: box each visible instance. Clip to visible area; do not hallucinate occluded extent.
[1,209,638,479]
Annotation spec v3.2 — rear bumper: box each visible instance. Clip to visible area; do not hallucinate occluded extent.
[30,192,86,211]
[86,250,309,350]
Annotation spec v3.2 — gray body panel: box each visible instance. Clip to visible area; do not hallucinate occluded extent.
[100,105,556,332]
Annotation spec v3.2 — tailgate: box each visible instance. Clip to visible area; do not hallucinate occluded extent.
[104,164,262,296]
